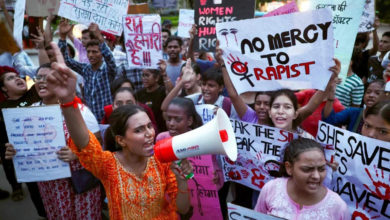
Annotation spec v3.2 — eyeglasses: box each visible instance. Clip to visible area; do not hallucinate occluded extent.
[5,75,21,81]
[33,75,47,82]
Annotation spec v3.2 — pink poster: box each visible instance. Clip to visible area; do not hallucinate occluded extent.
[187,155,223,219]
[263,1,298,17]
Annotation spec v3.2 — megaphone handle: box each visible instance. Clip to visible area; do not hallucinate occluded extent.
[176,160,194,179]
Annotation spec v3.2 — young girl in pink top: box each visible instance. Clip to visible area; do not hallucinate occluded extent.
[255,138,350,220]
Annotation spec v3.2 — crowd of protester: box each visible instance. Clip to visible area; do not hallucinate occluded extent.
[0,2,390,219]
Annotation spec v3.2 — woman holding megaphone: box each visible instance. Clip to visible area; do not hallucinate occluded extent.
[45,42,193,219]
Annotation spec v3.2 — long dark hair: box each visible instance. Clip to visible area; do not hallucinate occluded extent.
[279,138,325,177]
[169,97,203,130]
[104,104,147,151]
[364,100,390,124]
[270,89,299,129]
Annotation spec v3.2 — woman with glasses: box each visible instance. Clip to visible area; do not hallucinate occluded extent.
[0,66,46,217]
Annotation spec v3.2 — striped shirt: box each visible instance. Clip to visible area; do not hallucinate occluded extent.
[335,73,364,107]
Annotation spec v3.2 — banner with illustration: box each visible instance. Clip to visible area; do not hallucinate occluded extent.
[2,106,71,182]
[216,9,334,94]
[316,121,390,219]
[221,119,299,190]
[123,14,162,69]
[194,0,255,52]
[308,0,365,81]
[58,0,129,36]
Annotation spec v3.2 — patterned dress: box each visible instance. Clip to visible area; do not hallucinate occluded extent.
[69,131,179,220]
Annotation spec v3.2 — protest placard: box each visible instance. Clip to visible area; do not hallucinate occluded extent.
[195,104,216,123]
[13,0,25,48]
[316,121,390,219]
[2,105,71,182]
[216,9,334,94]
[123,14,162,69]
[0,21,20,54]
[358,0,375,33]
[221,119,298,190]
[178,9,194,38]
[227,203,284,220]
[308,0,365,82]
[194,0,255,52]
[263,0,298,17]
[151,0,177,9]
[187,155,223,219]
[58,0,129,36]
[26,0,60,17]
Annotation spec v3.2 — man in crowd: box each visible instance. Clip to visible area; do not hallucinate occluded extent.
[58,20,116,121]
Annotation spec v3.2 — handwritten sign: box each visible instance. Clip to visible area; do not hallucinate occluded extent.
[358,0,375,33]
[2,105,71,182]
[58,0,129,36]
[194,0,255,52]
[221,119,298,190]
[316,121,390,220]
[0,21,20,54]
[26,0,60,17]
[151,0,177,9]
[187,155,223,219]
[178,9,194,38]
[308,0,365,82]
[263,1,298,17]
[216,9,334,94]
[228,203,283,220]
[195,104,215,123]
[123,14,162,69]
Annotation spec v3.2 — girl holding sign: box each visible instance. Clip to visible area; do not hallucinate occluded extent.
[44,43,193,220]
[216,44,341,138]
[255,138,350,219]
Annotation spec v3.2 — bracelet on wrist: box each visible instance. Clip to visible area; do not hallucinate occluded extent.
[60,96,81,109]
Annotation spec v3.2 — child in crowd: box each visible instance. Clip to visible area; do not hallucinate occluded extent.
[255,138,350,219]
[323,80,385,133]
[360,100,390,142]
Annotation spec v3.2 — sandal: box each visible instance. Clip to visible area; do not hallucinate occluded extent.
[11,188,24,201]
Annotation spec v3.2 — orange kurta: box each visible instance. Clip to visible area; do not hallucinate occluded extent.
[69,131,178,220]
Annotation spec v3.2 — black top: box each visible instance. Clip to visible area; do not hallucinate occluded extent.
[135,86,167,133]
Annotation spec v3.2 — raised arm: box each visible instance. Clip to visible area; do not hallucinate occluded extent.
[0,0,13,31]
[43,15,55,46]
[368,16,380,56]
[31,28,50,65]
[58,19,86,75]
[89,23,116,80]
[46,42,89,149]
[216,42,248,118]
[296,58,341,125]
[159,59,173,93]
[186,24,197,63]
[161,59,192,112]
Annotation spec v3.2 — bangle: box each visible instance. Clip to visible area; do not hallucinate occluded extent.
[60,96,81,109]
[328,98,335,102]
